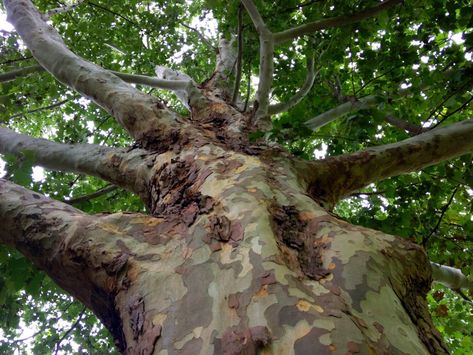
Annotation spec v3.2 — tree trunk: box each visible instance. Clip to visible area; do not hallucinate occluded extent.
[0,96,447,354]
[0,1,457,353]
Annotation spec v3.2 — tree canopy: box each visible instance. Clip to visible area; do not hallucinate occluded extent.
[0,0,472,353]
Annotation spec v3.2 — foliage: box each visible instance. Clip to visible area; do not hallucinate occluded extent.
[0,0,472,353]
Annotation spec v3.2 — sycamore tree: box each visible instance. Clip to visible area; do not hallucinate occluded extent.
[0,0,472,353]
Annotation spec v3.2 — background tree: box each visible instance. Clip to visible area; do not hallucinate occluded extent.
[0,0,472,353]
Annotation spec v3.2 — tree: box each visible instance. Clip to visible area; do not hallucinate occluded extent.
[1,0,472,353]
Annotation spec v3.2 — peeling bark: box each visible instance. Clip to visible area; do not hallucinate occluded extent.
[1,1,465,354]
[305,119,473,208]
[0,134,449,353]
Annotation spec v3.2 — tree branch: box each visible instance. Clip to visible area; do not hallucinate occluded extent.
[232,4,244,106]
[44,0,86,20]
[0,63,192,92]
[0,55,33,66]
[305,95,378,130]
[65,185,119,205]
[109,70,190,91]
[242,0,274,128]
[0,127,150,193]
[4,0,178,141]
[0,179,149,347]
[431,262,473,291]
[155,66,206,110]
[433,95,473,128]
[423,186,459,247]
[54,306,87,355]
[204,38,239,100]
[179,22,216,51]
[0,64,44,83]
[305,95,428,135]
[241,0,267,34]
[384,114,428,136]
[273,0,403,44]
[6,98,71,121]
[305,119,473,208]
[268,54,316,114]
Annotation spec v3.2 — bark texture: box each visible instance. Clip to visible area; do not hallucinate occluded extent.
[0,132,449,353]
[2,1,468,354]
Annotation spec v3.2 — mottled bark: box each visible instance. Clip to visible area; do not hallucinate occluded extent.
[0,179,139,350]
[0,134,449,353]
[2,1,467,354]
[305,119,473,208]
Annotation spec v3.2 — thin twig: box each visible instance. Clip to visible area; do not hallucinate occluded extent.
[86,1,139,27]
[179,22,216,50]
[455,289,473,305]
[424,79,473,123]
[0,56,34,66]
[354,66,399,95]
[432,95,473,128]
[8,99,71,120]
[54,307,86,355]
[65,185,118,204]
[280,0,325,13]
[423,185,459,247]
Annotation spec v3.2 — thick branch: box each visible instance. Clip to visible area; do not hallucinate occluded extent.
[305,95,378,130]
[306,119,473,207]
[431,262,473,291]
[204,38,239,100]
[269,55,316,114]
[254,35,274,123]
[0,179,142,349]
[5,0,178,140]
[110,70,191,91]
[232,5,244,106]
[241,0,267,34]
[241,0,274,127]
[306,98,429,136]
[273,0,403,44]
[0,127,151,193]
